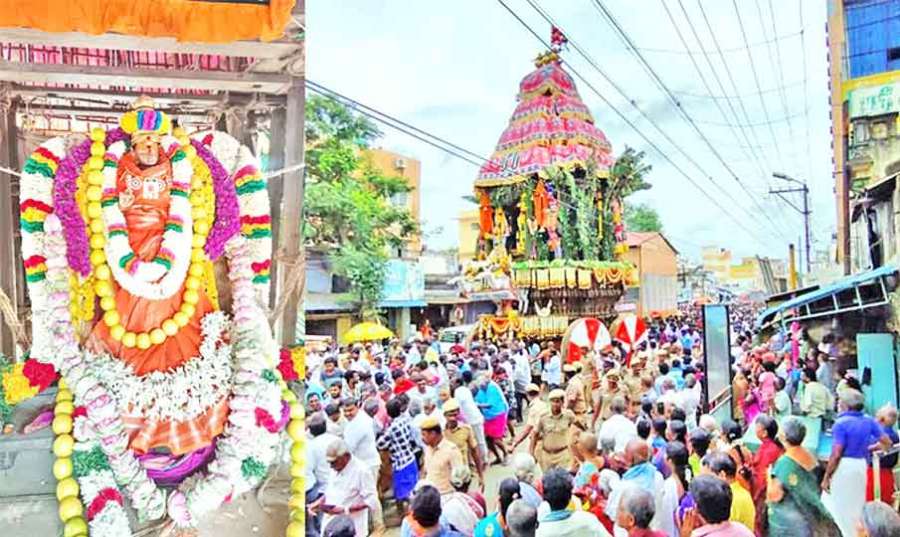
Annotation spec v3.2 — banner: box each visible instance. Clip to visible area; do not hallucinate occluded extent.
[702,304,732,418]
[848,81,900,119]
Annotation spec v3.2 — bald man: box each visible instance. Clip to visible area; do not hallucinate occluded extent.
[606,439,667,536]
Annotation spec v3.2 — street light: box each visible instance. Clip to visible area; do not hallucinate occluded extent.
[770,173,811,275]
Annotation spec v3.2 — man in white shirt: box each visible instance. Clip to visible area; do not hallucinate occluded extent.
[678,374,702,430]
[310,439,379,537]
[542,348,562,389]
[305,414,339,537]
[340,397,383,533]
[412,397,446,431]
[513,345,532,423]
[597,395,637,453]
[452,371,487,460]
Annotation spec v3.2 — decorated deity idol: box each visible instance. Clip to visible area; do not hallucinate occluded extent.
[19,97,302,536]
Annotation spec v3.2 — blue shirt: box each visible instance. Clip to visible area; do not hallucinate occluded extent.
[832,410,883,459]
[474,381,509,420]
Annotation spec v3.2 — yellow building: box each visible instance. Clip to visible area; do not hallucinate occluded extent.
[363,148,422,257]
[458,208,480,262]
[701,247,732,283]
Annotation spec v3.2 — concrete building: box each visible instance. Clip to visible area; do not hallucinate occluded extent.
[457,208,480,262]
[701,247,733,283]
[364,148,423,257]
[828,0,900,274]
[621,232,679,316]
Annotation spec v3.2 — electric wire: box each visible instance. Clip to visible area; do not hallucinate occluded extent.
[761,0,800,176]
[586,0,788,241]
[496,0,770,247]
[731,0,786,174]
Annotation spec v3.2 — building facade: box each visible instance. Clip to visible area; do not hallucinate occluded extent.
[829,0,900,273]
[364,148,423,257]
[621,232,679,316]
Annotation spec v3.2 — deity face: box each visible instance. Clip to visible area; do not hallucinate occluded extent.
[133,135,160,167]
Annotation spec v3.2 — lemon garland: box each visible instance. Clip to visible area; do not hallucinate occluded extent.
[281,374,305,537]
[84,127,208,350]
[70,170,96,333]
[52,380,89,537]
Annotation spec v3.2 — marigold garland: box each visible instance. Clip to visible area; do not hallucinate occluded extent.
[2,362,39,405]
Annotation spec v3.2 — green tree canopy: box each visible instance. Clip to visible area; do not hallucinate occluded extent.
[305,95,419,319]
[624,202,663,232]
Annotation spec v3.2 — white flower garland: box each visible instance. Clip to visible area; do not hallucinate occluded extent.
[22,133,281,531]
[101,135,194,300]
[75,458,132,537]
[88,311,232,422]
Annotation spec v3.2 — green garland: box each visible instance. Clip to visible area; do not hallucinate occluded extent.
[241,457,268,480]
[72,445,112,478]
[0,357,11,425]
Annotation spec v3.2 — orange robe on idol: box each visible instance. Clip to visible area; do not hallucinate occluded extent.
[90,150,229,455]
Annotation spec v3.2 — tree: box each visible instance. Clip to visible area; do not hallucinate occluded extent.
[304,95,419,319]
[625,203,663,232]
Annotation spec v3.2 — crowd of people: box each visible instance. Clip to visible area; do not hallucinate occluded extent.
[303,307,900,537]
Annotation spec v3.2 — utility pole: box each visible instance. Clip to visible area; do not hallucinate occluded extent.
[770,173,811,274]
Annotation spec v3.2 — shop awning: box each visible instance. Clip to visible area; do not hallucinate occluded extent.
[756,264,898,329]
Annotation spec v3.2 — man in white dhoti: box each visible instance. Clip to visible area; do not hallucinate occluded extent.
[821,390,891,537]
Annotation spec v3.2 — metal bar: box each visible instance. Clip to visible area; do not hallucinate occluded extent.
[0,28,303,60]
[267,107,286,311]
[10,84,287,107]
[0,60,294,94]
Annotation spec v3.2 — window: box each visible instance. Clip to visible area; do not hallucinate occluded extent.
[888,47,900,62]
[871,121,888,140]
[391,191,408,207]
[853,122,870,144]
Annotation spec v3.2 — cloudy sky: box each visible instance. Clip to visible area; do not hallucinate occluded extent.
[308,0,834,262]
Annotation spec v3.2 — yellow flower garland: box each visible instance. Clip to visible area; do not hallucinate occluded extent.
[84,127,209,350]
[280,373,305,537]
[190,155,220,311]
[2,362,39,405]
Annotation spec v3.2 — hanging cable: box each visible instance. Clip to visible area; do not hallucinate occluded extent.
[731,0,786,173]
[583,0,788,242]
[760,0,800,176]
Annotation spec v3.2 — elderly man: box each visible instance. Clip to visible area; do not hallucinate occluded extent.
[598,395,638,453]
[616,488,666,537]
[606,439,666,537]
[306,414,339,537]
[339,396,382,533]
[452,371,488,461]
[507,499,539,537]
[822,389,892,537]
[868,403,899,504]
[536,468,611,536]
[420,415,465,494]
[681,475,753,537]
[308,439,379,537]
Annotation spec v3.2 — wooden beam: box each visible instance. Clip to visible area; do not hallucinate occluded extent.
[0,28,303,60]
[275,76,304,346]
[268,107,287,311]
[0,100,19,356]
[0,61,293,94]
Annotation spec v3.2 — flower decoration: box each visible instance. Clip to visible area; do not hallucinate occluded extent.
[277,348,299,382]
[22,357,58,392]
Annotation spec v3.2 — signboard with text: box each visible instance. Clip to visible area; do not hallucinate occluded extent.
[848,82,900,119]
[380,260,425,307]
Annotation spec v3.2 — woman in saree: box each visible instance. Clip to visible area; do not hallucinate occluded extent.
[751,415,783,536]
[766,417,840,537]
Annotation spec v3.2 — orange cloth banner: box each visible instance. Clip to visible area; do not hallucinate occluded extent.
[0,0,296,43]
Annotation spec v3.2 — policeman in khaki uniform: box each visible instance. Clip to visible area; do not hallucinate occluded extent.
[623,352,647,413]
[579,349,597,407]
[592,368,630,430]
[531,389,585,472]
[511,383,549,466]
[563,363,587,418]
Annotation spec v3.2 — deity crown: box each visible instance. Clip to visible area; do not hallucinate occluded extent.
[120,95,172,140]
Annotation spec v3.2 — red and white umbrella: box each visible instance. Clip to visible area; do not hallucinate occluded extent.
[614,314,648,364]
[562,317,611,364]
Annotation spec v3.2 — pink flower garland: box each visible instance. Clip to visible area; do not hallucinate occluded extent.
[192,139,239,261]
[54,128,128,276]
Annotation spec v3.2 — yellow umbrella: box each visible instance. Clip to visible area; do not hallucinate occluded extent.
[341,322,395,344]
